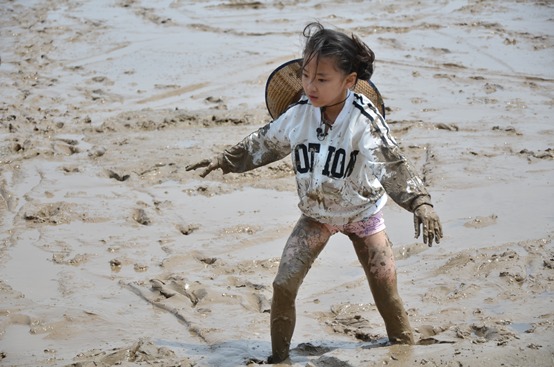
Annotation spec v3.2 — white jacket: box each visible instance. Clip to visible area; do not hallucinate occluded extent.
[219,92,431,225]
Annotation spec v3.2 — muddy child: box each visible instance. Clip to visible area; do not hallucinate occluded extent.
[187,21,443,364]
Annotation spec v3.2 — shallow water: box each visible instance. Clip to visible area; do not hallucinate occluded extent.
[1,1,553,366]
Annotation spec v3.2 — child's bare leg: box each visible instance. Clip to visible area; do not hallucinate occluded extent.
[270,216,331,363]
[349,230,414,344]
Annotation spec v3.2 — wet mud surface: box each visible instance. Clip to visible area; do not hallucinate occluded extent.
[1,0,553,366]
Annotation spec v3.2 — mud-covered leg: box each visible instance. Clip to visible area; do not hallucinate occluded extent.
[349,230,414,344]
[270,216,331,363]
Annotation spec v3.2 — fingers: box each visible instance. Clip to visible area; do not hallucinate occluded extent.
[423,219,442,247]
[185,159,211,172]
[426,220,434,247]
[427,218,443,246]
[186,158,221,178]
[430,217,442,245]
[423,221,429,246]
[414,207,443,247]
[413,215,421,240]
[434,224,441,245]
[436,221,443,243]
[199,163,217,178]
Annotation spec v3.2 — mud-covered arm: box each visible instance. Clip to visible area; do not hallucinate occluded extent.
[373,143,432,212]
[360,112,443,246]
[186,123,291,177]
[374,144,443,245]
[219,124,291,173]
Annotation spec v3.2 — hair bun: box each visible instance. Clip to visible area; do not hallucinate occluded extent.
[302,22,375,82]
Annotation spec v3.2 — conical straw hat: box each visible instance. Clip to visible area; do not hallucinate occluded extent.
[265,58,385,119]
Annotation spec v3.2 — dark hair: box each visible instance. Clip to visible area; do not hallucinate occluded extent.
[302,22,375,82]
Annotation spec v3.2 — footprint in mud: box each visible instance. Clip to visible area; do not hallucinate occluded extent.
[320,303,381,342]
[415,324,455,345]
[88,145,106,158]
[106,169,130,182]
[23,202,74,225]
[132,208,151,225]
[52,253,89,266]
[454,323,516,345]
[227,276,271,313]
[150,277,209,307]
[177,223,200,235]
[52,139,80,155]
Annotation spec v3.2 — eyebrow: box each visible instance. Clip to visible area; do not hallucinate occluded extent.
[302,68,330,77]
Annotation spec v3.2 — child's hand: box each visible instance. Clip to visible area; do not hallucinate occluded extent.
[185,155,223,178]
[413,204,443,246]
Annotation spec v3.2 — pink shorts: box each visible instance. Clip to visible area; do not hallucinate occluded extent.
[324,211,386,237]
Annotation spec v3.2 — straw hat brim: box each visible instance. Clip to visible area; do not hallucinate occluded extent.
[265,58,385,119]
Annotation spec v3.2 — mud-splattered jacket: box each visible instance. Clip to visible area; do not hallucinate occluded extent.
[218,92,432,225]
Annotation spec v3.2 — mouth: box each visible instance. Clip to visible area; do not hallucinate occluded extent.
[308,95,319,103]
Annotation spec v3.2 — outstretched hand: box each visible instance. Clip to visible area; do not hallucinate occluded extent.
[414,204,443,246]
[185,155,223,178]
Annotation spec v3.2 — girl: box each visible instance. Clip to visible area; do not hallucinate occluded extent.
[186,22,443,364]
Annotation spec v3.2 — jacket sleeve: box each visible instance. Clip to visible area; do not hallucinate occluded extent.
[361,115,433,213]
[373,143,432,212]
[218,122,292,174]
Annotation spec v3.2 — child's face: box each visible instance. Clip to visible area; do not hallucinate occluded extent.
[301,56,356,109]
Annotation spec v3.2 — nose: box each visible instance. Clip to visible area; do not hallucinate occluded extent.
[305,79,317,93]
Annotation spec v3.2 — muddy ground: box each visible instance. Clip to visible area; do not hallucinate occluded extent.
[0,1,553,366]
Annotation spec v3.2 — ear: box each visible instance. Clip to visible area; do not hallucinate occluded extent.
[345,72,357,90]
